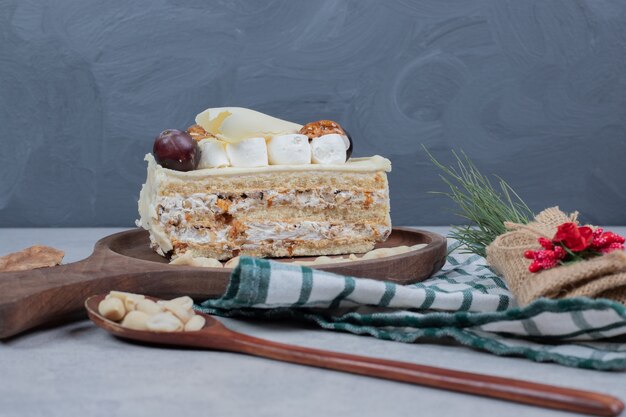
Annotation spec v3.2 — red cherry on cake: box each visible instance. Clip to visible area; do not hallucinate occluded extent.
[153,129,200,171]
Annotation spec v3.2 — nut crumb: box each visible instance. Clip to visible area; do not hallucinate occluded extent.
[299,120,345,139]
[0,245,64,272]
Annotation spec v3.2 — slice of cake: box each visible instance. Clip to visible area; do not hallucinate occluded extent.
[137,107,391,260]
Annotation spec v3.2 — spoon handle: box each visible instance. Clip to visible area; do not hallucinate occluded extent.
[215,330,623,416]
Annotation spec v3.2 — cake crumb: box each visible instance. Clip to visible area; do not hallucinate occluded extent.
[170,252,223,268]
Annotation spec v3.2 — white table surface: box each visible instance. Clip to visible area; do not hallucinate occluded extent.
[1,227,625,417]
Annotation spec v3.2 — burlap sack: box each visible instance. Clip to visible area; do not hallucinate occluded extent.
[486,207,626,306]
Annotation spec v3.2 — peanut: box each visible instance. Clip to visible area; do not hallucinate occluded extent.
[136,299,164,315]
[167,296,194,310]
[160,301,194,324]
[184,315,206,331]
[121,310,151,331]
[98,297,126,321]
[146,312,183,332]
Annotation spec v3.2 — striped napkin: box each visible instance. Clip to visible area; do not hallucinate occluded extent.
[197,249,626,370]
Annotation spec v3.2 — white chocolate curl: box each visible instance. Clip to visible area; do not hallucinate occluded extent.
[226,137,268,167]
[311,134,347,165]
[197,139,230,168]
[195,107,302,143]
[268,134,311,165]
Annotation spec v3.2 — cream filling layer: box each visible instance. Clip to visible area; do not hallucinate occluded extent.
[168,221,391,245]
[156,189,387,227]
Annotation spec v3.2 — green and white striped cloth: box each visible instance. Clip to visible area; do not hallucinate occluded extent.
[198,250,626,370]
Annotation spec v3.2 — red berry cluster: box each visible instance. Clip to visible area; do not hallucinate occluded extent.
[524,224,626,273]
[590,228,625,253]
[524,238,566,273]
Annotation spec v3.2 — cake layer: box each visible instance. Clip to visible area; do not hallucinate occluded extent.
[166,220,390,260]
[170,219,387,259]
[182,238,379,260]
[138,153,392,259]
[160,172,387,196]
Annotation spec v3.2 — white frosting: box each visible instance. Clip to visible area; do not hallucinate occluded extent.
[268,134,311,165]
[197,139,229,168]
[311,134,347,164]
[143,153,390,178]
[226,137,269,167]
[137,156,173,255]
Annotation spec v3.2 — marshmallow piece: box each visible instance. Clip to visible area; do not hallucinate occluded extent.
[340,134,350,150]
[197,139,230,168]
[311,134,346,165]
[268,134,311,165]
[226,137,268,167]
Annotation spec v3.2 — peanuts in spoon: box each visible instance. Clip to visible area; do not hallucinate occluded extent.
[97,291,205,332]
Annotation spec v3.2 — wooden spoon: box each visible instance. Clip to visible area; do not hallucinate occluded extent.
[85,295,623,417]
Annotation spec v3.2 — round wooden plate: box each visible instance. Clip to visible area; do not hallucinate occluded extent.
[111,227,446,282]
[0,228,446,339]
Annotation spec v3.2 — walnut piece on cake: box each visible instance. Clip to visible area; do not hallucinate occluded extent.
[299,120,346,139]
[187,124,215,142]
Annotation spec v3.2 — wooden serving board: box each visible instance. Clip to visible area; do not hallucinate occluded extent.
[0,227,446,339]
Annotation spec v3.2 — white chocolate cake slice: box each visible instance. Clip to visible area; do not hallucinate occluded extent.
[137,107,392,261]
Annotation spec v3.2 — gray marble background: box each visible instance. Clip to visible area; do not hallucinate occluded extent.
[2,0,625,227]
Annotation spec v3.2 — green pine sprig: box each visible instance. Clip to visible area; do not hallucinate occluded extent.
[424,146,534,257]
